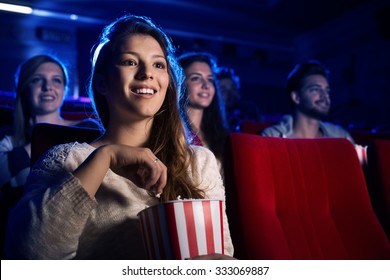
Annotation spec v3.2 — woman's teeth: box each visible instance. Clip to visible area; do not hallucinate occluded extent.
[41,95,55,101]
[136,88,155,95]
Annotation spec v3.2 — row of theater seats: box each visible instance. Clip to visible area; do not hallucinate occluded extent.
[30,123,390,259]
[240,120,390,146]
[224,133,390,259]
[238,120,390,235]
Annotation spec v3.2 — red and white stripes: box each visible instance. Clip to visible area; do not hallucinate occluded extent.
[355,144,368,166]
[138,199,224,260]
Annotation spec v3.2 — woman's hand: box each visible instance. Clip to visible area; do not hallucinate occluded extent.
[73,144,166,197]
[108,144,167,195]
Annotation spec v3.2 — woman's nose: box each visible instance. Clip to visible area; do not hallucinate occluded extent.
[41,79,52,91]
[136,64,153,80]
[201,78,211,88]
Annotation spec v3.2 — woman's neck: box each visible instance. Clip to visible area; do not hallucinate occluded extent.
[186,106,203,133]
[93,119,152,148]
[35,111,68,125]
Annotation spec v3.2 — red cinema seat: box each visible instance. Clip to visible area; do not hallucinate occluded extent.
[366,139,390,239]
[239,121,276,135]
[224,133,390,259]
[30,123,102,166]
[349,130,390,146]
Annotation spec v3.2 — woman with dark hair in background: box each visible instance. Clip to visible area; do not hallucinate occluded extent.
[178,52,229,167]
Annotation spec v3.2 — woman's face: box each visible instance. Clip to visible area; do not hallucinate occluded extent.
[184,61,215,109]
[27,62,66,116]
[102,34,169,122]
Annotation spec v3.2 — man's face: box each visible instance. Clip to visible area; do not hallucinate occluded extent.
[295,74,331,119]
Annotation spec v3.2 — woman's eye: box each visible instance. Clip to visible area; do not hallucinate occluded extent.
[53,78,63,85]
[190,76,200,82]
[120,60,136,66]
[154,62,166,69]
[30,77,42,84]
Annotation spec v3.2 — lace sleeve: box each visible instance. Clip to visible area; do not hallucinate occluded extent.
[5,142,97,260]
[28,143,75,185]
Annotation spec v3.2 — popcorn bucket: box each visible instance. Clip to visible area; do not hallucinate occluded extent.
[138,199,224,260]
[354,144,368,166]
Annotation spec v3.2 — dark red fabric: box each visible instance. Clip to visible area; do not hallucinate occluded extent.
[239,121,276,135]
[366,140,390,239]
[30,123,102,166]
[227,133,390,259]
[374,140,390,222]
[349,130,390,146]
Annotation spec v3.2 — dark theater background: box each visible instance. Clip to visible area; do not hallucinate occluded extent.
[0,0,389,131]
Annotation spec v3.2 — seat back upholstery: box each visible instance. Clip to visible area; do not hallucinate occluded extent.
[366,139,390,239]
[225,133,390,259]
[239,121,276,135]
[31,123,102,166]
[349,130,390,146]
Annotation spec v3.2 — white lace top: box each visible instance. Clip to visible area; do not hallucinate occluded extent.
[5,142,233,259]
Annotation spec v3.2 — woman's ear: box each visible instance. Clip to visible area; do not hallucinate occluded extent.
[94,74,107,95]
[291,91,300,105]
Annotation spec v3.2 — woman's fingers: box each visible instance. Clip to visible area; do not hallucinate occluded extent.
[142,156,167,195]
[149,160,167,196]
[110,145,167,193]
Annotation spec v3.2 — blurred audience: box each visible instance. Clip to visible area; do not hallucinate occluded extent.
[260,59,355,143]
[0,54,101,257]
[216,66,262,131]
[178,52,229,167]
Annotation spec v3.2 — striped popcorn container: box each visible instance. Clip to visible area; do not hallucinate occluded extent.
[138,199,224,260]
[355,144,368,166]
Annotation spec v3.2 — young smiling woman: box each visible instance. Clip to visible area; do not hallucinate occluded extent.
[5,14,234,260]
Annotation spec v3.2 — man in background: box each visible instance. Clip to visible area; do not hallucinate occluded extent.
[261,60,355,143]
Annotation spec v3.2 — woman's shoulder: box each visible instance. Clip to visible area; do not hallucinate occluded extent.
[190,144,215,159]
[189,145,224,195]
[27,142,92,193]
[47,141,92,157]
[34,142,91,170]
[189,145,220,173]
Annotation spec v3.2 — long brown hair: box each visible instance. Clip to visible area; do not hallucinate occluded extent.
[88,14,204,200]
[178,52,229,163]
